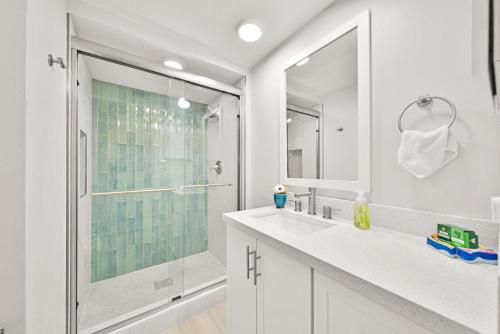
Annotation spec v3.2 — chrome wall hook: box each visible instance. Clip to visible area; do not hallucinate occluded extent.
[48,54,66,69]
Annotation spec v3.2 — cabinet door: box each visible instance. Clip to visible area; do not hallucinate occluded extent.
[314,271,432,334]
[227,225,257,334]
[256,240,311,334]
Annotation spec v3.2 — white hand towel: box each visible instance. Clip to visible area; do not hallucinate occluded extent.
[398,125,458,178]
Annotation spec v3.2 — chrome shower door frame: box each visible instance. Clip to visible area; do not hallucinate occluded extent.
[67,41,246,334]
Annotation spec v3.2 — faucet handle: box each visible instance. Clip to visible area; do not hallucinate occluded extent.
[289,199,302,212]
[323,206,341,219]
[322,206,332,219]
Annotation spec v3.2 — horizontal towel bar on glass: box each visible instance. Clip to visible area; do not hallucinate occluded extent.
[91,187,176,197]
[179,183,232,190]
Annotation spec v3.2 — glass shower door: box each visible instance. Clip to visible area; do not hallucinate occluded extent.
[76,52,240,333]
[180,85,240,295]
[77,54,187,332]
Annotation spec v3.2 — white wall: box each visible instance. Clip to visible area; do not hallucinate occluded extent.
[247,0,500,219]
[77,57,93,322]
[322,86,358,181]
[0,1,27,333]
[25,0,68,333]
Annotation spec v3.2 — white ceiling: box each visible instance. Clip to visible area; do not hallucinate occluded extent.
[72,15,244,86]
[287,28,358,100]
[70,0,336,70]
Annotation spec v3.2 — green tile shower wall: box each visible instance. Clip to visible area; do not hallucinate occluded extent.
[91,80,208,282]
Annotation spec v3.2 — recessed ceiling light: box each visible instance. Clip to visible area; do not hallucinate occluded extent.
[237,21,262,42]
[163,60,183,70]
[177,98,190,109]
[296,57,310,66]
[287,118,292,123]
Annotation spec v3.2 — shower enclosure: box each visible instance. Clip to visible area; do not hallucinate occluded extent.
[286,107,320,179]
[70,49,241,333]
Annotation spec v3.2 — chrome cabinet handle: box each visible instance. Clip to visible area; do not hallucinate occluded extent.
[253,252,261,286]
[246,246,255,279]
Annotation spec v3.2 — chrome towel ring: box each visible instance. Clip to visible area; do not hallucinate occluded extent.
[398,94,457,133]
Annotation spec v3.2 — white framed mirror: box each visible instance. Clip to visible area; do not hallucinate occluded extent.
[279,10,371,192]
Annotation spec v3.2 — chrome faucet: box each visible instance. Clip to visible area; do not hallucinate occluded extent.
[294,187,316,215]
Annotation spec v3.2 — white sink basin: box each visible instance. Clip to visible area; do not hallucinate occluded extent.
[251,210,336,236]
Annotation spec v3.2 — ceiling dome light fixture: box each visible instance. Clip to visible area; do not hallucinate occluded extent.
[177,97,190,109]
[296,57,310,66]
[237,20,262,42]
[163,59,183,70]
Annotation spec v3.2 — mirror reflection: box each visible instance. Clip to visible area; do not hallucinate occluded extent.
[286,28,358,181]
[286,107,320,179]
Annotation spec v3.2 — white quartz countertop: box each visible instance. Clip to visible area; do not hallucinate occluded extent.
[223,207,498,334]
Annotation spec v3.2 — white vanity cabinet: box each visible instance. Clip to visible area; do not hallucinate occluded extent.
[314,271,433,334]
[227,224,257,334]
[227,224,433,334]
[227,225,311,334]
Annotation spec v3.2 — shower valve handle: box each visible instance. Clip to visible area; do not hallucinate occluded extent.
[211,160,223,175]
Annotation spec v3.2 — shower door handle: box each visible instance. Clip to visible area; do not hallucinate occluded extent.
[246,246,255,280]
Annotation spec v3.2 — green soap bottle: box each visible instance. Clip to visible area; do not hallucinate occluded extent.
[353,191,371,230]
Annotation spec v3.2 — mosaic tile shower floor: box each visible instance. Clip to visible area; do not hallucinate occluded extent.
[79,251,226,331]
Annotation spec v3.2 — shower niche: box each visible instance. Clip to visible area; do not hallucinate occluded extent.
[75,54,240,333]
